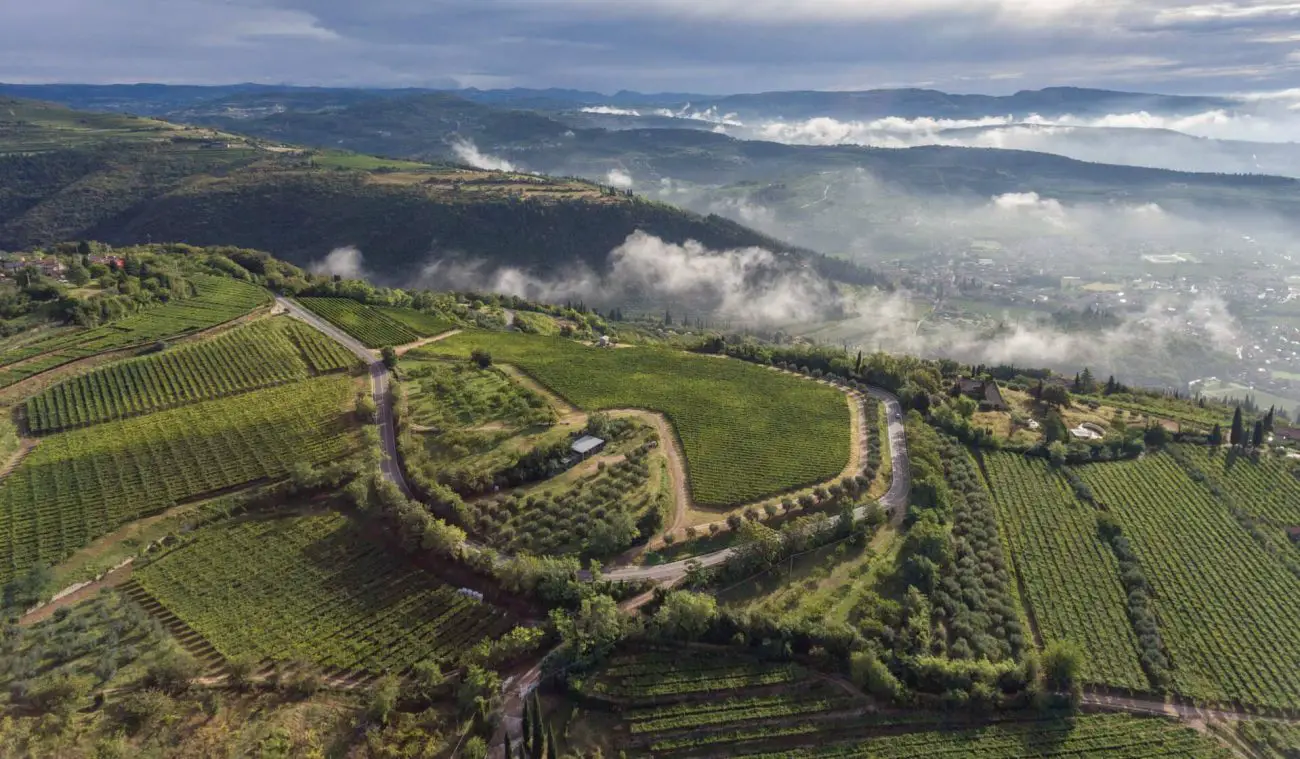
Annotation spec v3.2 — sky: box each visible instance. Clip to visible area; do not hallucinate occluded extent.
[3,0,1300,95]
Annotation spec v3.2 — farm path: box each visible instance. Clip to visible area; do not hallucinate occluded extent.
[0,438,36,481]
[393,329,462,356]
[281,299,911,584]
[20,560,134,626]
[602,408,692,537]
[1081,690,1300,726]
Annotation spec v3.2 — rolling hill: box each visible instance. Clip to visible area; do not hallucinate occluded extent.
[0,97,877,291]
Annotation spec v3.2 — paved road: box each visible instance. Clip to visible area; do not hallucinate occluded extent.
[283,294,912,584]
[277,297,413,497]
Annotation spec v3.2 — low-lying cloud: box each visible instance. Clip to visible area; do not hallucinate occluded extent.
[605,168,634,188]
[419,231,840,324]
[449,137,517,172]
[309,246,367,279]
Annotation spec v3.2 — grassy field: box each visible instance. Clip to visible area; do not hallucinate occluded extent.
[0,277,270,387]
[310,150,431,170]
[134,512,514,672]
[22,317,356,433]
[417,332,850,507]
[401,358,555,430]
[983,453,1148,690]
[0,376,358,583]
[1078,454,1300,710]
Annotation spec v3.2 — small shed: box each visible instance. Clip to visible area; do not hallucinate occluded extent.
[571,435,606,459]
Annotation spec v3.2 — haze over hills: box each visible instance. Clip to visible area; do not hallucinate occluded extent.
[0,96,881,321]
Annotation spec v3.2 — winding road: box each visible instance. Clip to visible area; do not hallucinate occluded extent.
[281,296,912,583]
[282,298,1299,734]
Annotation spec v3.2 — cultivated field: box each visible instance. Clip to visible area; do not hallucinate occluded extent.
[297,298,448,347]
[418,332,851,507]
[22,318,356,433]
[402,359,555,430]
[983,452,1148,690]
[134,512,514,672]
[0,276,270,387]
[734,714,1230,758]
[1172,444,1300,525]
[1078,453,1300,710]
[0,377,357,583]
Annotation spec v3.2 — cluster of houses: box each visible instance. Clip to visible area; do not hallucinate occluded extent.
[0,253,125,281]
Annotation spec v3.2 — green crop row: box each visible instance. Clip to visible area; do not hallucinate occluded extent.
[22,318,355,434]
[296,298,421,348]
[135,512,512,672]
[984,452,1148,690]
[1078,453,1300,710]
[733,714,1230,758]
[0,377,358,584]
[0,276,269,386]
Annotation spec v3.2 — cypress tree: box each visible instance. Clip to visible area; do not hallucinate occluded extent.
[1253,420,1265,448]
[545,723,558,759]
[1209,423,1223,446]
[529,693,545,759]
[1231,406,1244,447]
[521,693,533,756]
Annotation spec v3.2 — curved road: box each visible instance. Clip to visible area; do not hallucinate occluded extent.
[281,296,911,583]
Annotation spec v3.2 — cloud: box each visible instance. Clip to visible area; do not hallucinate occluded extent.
[605,168,634,188]
[309,246,366,279]
[449,137,517,172]
[4,0,1300,97]
[420,231,841,324]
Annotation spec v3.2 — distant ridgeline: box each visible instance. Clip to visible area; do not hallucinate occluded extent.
[0,96,884,306]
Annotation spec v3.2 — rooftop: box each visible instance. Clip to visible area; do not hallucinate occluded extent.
[571,435,605,455]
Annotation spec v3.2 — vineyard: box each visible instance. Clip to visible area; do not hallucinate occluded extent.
[570,650,1228,758]
[0,377,357,583]
[983,452,1148,690]
[22,318,358,434]
[133,512,514,672]
[401,359,555,431]
[417,332,850,507]
[374,306,457,338]
[1236,720,1300,757]
[296,298,424,347]
[0,277,270,387]
[731,714,1231,758]
[1078,453,1300,710]
[1171,445,1300,525]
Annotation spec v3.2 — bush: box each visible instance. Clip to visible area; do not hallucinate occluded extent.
[145,649,199,694]
[115,689,174,734]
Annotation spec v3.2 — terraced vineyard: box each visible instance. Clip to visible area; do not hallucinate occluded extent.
[418,332,850,507]
[1172,445,1300,525]
[573,649,800,701]
[0,276,270,387]
[296,298,421,347]
[1078,453,1300,710]
[0,377,357,583]
[134,512,514,672]
[22,318,357,433]
[733,714,1231,758]
[983,452,1148,690]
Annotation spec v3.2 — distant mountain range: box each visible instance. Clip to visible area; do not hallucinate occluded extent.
[0,83,1236,121]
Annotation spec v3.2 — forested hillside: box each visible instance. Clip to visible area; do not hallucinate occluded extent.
[0,97,878,291]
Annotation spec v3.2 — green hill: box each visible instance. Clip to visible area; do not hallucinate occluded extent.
[0,98,877,290]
